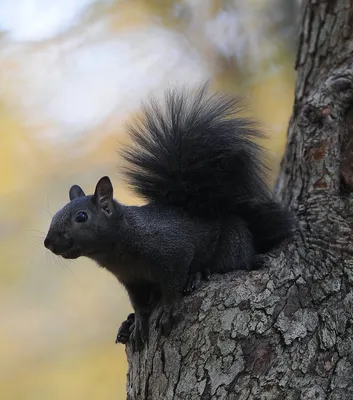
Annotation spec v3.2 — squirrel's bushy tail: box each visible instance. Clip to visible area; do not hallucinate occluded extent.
[121,83,271,217]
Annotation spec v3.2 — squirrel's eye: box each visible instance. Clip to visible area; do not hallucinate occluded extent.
[75,211,88,223]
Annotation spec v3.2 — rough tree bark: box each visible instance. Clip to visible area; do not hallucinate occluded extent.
[125,1,353,399]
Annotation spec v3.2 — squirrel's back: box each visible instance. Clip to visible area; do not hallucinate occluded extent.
[121,83,270,217]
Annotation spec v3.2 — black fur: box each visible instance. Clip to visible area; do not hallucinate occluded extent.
[122,83,292,252]
[44,83,293,351]
[121,84,270,217]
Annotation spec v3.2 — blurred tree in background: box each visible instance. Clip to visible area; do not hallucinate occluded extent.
[0,1,299,398]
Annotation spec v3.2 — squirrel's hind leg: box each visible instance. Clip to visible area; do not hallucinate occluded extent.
[213,216,256,273]
[183,268,211,295]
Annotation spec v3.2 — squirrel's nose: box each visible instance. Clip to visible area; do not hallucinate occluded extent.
[44,232,73,255]
[44,236,55,252]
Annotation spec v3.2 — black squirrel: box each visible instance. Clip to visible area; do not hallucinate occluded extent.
[44,84,293,350]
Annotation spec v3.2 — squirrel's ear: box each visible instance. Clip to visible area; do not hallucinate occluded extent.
[69,185,86,201]
[94,176,113,208]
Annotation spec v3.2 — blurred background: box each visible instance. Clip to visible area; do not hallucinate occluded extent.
[0,0,300,398]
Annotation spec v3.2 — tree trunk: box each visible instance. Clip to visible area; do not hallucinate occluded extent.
[125,1,353,398]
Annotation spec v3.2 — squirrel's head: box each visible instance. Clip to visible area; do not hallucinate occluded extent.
[44,176,120,259]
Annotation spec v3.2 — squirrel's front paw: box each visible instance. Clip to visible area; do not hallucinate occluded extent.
[130,315,149,352]
[115,313,135,344]
[156,304,175,337]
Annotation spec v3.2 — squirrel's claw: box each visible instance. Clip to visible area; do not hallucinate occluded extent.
[183,269,211,295]
[115,313,135,344]
[183,272,202,295]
